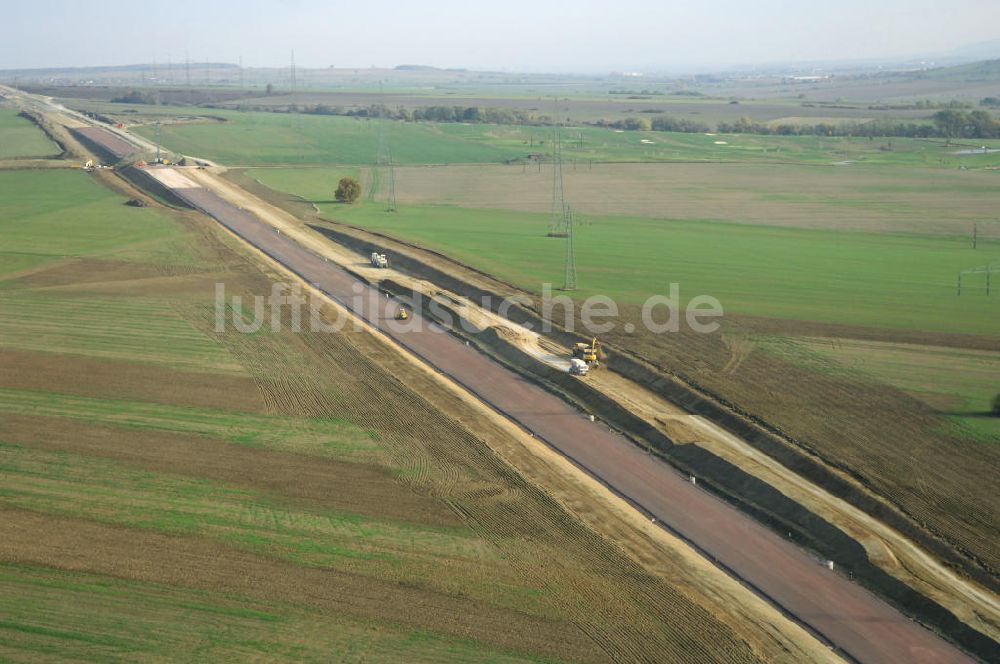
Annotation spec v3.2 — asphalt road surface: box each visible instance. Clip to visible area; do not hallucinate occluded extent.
[139,162,978,664]
[70,127,138,160]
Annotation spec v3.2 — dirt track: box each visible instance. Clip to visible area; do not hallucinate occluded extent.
[140,165,978,664]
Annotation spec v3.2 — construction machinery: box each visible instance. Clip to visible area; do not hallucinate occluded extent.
[370,251,389,269]
[395,307,409,321]
[569,358,589,376]
[573,337,600,366]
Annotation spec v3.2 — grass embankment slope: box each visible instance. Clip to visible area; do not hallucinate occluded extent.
[0,107,61,159]
[0,167,783,662]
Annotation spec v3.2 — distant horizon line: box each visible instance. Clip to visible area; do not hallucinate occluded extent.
[3,52,999,82]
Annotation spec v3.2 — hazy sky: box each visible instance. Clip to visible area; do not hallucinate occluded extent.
[4,0,1000,72]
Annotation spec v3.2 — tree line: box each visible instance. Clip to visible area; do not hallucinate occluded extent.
[592,116,713,133]
[213,99,1000,140]
[929,110,1000,139]
[595,110,999,139]
[235,102,550,126]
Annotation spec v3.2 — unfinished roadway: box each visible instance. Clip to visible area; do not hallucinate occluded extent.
[72,119,984,663]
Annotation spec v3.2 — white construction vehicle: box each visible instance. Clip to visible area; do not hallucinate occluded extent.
[370,251,389,269]
[569,358,589,376]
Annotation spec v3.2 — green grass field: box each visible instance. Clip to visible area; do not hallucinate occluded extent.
[137,112,526,165]
[0,169,191,276]
[130,107,1000,168]
[0,107,60,158]
[251,166,1000,337]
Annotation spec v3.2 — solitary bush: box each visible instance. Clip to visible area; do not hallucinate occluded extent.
[335,176,361,204]
[993,393,1000,417]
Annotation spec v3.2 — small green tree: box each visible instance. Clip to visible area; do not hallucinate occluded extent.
[335,176,361,204]
[992,393,1000,417]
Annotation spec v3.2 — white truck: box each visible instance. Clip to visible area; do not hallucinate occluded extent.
[370,251,389,269]
[569,358,589,376]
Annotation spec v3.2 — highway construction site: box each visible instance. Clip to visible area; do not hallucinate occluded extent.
[3,83,1000,663]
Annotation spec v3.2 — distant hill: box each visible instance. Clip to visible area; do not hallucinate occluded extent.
[924,58,1000,81]
[939,39,1000,63]
[0,62,237,77]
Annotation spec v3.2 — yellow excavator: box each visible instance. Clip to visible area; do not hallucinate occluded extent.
[573,338,600,366]
[395,307,409,321]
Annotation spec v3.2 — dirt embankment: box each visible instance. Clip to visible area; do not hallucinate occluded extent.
[120,166,196,207]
